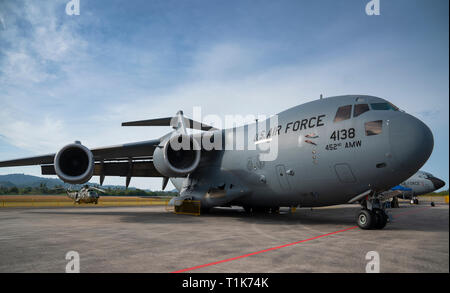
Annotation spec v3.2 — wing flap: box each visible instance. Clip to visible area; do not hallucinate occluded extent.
[42,160,164,178]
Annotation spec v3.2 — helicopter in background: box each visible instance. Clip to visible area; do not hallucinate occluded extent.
[65,185,106,204]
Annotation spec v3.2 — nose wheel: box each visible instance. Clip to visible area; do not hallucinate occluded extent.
[357,208,388,230]
[357,209,374,229]
[357,194,389,230]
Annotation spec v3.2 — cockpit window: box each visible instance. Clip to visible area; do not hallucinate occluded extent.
[334,105,352,122]
[389,102,399,111]
[365,120,383,136]
[370,103,399,111]
[354,104,370,117]
[421,172,433,179]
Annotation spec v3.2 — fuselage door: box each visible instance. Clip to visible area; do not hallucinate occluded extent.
[334,163,357,183]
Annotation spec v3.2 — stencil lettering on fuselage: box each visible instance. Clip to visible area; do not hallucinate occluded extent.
[255,114,326,141]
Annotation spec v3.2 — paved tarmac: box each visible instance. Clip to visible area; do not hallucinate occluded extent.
[0,202,448,273]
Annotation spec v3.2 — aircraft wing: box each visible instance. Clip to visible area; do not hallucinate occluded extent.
[0,111,214,187]
[0,139,163,186]
[89,139,161,160]
[0,154,55,167]
[0,139,161,167]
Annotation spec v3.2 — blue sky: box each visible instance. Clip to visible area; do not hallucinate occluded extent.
[0,0,448,191]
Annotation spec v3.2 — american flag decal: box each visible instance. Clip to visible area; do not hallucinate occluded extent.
[304,139,317,146]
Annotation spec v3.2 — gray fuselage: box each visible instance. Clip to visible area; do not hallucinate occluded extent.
[171,95,434,209]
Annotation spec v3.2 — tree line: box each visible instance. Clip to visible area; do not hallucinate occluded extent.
[0,183,178,197]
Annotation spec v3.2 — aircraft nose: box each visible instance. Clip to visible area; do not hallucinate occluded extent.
[430,177,445,190]
[389,114,434,176]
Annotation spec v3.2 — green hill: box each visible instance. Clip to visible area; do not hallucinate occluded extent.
[0,174,178,196]
[0,174,65,188]
[0,181,16,188]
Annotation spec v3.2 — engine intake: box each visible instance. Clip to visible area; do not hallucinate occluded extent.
[54,142,94,184]
[153,134,201,177]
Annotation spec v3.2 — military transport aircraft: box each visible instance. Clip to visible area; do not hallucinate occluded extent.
[389,170,445,205]
[0,95,434,229]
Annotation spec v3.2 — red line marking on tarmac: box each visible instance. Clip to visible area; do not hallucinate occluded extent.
[170,226,358,273]
[170,206,433,273]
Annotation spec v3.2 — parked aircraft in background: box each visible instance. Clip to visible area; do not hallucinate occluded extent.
[0,95,434,229]
[388,171,445,206]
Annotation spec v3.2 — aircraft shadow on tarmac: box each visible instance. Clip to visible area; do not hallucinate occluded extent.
[27,206,356,226]
[27,205,449,232]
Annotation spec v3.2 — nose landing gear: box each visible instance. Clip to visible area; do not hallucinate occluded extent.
[356,194,389,230]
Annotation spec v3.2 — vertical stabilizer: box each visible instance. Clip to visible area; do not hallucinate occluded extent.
[174,110,187,135]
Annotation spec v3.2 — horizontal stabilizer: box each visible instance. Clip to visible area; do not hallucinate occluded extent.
[122,116,218,131]
[122,117,173,127]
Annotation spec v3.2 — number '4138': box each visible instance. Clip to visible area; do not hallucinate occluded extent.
[330,128,355,141]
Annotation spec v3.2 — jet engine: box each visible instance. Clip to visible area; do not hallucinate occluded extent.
[54,142,94,184]
[153,134,201,177]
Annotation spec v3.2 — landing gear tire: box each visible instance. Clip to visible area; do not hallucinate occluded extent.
[414,199,419,205]
[373,209,388,229]
[357,209,375,230]
[243,206,252,214]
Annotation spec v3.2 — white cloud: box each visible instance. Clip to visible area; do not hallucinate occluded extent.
[0,1,87,86]
[191,43,265,80]
[0,13,6,30]
[0,51,53,84]
[0,1,90,150]
[103,41,448,124]
[0,106,70,154]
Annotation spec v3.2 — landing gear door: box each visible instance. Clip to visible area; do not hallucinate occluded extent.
[276,164,291,190]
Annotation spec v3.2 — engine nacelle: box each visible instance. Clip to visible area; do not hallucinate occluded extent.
[153,134,201,177]
[54,142,94,184]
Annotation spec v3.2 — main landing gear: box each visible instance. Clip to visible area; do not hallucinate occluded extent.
[390,196,400,208]
[356,195,389,230]
[410,197,419,205]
